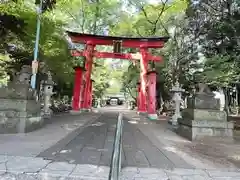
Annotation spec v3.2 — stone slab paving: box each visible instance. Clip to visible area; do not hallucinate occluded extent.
[121,167,240,180]
[1,108,240,179]
[38,112,177,168]
[0,113,101,157]
[0,155,109,179]
[122,117,175,168]
[0,155,239,179]
[123,112,240,169]
[38,112,118,165]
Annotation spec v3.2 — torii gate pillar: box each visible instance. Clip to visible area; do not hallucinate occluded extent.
[72,66,84,112]
[82,43,95,111]
[138,47,148,113]
[88,79,94,108]
[147,71,157,120]
[137,82,141,112]
[79,70,86,109]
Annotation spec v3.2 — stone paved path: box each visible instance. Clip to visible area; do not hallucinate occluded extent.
[38,112,176,168]
[1,107,240,179]
[0,155,239,179]
[0,112,101,157]
[122,116,175,168]
[38,112,118,165]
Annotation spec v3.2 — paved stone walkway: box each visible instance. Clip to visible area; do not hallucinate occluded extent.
[38,112,118,165]
[122,117,175,168]
[38,112,177,168]
[0,113,101,157]
[0,155,239,179]
[0,155,109,180]
[1,107,240,179]
[121,167,240,180]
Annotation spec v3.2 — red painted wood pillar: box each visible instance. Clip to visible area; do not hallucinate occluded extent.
[147,71,158,120]
[139,47,148,113]
[137,82,141,112]
[88,79,94,108]
[72,66,84,111]
[82,43,95,110]
[79,71,85,109]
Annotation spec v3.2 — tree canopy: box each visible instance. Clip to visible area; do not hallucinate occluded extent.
[1,0,240,103]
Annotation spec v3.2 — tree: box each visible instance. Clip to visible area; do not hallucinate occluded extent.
[110,0,189,103]
[186,0,240,87]
[0,0,73,81]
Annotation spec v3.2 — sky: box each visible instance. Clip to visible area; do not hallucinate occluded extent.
[147,0,162,4]
[122,0,163,14]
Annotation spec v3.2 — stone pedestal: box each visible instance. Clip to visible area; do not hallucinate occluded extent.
[43,72,54,119]
[0,98,43,133]
[0,65,43,133]
[169,82,184,126]
[97,99,101,108]
[69,110,82,115]
[177,89,234,141]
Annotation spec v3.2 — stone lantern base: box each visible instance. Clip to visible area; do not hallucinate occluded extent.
[0,65,44,133]
[81,108,92,112]
[69,110,82,114]
[177,94,234,141]
[177,109,234,141]
[147,113,158,121]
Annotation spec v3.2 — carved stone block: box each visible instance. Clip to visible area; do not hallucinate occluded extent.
[187,94,220,110]
[182,109,227,121]
[177,118,234,141]
[178,85,233,141]
[178,108,233,141]
[0,100,44,134]
[0,65,44,134]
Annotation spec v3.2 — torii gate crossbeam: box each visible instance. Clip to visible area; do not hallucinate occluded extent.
[71,50,163,62]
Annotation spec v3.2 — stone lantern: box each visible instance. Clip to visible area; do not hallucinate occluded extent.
[169,81,185,126]
[43,71,54,118]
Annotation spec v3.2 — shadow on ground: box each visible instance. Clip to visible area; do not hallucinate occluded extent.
[170,125,240,168]
[38,112,176,169]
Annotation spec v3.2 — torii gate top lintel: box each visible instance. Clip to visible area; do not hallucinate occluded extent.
[67,31,169,48]
[67,31,169,61]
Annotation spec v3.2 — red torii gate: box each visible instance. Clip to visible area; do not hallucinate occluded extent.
[67,31,169,119]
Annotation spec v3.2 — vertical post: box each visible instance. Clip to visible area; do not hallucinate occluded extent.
[147,71,158,120]
[88,79,94,108]
[79,73,85,109]
[82,43,95,111]
[31,0,42,90]
[72,66,83,111]
[170,81,185,126]
[139,47,148,113]
[137,82,141,112]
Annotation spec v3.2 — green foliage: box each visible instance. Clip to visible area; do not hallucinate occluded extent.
[0,0,73,83]
[187,0,240,86]
[2,0,240,102]
[201,55,240,86]
[121,63,139,100]
[110,0,189,100]
[92,60,110,98]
